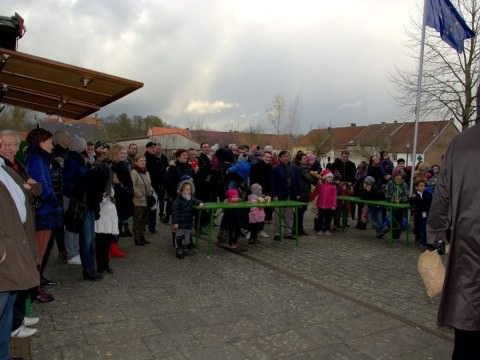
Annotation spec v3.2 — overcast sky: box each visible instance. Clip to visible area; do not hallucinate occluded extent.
[3,0,422,133]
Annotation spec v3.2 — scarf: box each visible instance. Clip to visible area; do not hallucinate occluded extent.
[134,165,147,174]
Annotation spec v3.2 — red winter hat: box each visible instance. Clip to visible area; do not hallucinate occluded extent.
[320,169,333,179]
[392,168,404,177]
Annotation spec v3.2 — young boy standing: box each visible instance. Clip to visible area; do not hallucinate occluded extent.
[409,180,432,249]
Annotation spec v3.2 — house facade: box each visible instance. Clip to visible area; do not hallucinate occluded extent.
[298,120,459,167]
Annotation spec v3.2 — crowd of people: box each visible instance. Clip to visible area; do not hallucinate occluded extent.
[0,127,443,359]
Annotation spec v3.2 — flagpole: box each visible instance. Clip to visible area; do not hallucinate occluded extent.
[410,0,429,195]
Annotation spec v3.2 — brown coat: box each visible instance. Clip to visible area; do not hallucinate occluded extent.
[0,165,39,292]
[427,124,480,331]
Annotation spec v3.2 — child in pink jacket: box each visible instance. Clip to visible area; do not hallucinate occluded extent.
[311,170,337,236]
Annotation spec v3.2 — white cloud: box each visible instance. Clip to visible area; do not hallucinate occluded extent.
[184,100,239,114]
[337,100,363,110]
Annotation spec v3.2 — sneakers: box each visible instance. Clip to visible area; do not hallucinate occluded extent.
[259,231,270,238]
[324,231,332,236]
[11,325,37,338]
[23,316,40,327]
[316,231,323,236]
[67,255,82,265]
[245,231,251,240]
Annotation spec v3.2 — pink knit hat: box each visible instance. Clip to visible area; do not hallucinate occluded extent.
[226,188,239,200]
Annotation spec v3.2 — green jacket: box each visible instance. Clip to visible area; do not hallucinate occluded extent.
[385,180,409,203]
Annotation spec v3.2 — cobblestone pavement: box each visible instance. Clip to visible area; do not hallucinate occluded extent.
[30,213,453,360]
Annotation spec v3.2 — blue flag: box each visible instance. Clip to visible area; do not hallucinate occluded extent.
[425,0,475,53]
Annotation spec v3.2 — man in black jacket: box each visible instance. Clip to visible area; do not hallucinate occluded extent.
[145,142,165,233]
[195,143,214,229]
[330,151,356,186]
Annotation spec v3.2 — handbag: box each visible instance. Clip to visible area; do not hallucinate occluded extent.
[138,172,156,208]
[64,196,87,234]
[146,194,156,208]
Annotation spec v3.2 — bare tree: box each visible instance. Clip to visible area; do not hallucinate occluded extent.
[285,93,302,147]
[244,122,266,146]
[266,93,286,136]
[223,119,240,133]
[185,115,206,130]
[390,0,479,131]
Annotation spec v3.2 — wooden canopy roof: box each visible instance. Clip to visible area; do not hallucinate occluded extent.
[0,47,143,119]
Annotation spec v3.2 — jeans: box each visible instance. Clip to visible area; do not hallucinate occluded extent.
[79,210,96,275]
[368,206,384,234]
[0,291,17,360]
[63,196,80,259]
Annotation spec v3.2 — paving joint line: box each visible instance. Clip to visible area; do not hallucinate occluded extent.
[224,247,454,343]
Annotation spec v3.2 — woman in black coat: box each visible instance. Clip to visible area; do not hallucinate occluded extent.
[108,145,134,237]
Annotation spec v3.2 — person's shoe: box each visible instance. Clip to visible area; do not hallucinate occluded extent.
[299,231,309,236]
[35,289,54,303]
[162,218,170,224]
[259,231,270,238]
[11,325,37,338]
[134,239,145,246]
[324,231,332,236]
[273,235,281,241]
[148,229,158,234]
[245,231,251,240]
[284,234,295,240]
[317,231,324,236]
[141,236,151,244]
[83,272,103,281]
[67,255,82,265]
[176,251,184,259]
[23,316,40,327]
[40,276,57,287]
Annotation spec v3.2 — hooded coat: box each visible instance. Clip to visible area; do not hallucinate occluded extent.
[427,123,480,331]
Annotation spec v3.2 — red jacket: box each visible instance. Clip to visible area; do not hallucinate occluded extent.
[311,183,337,209]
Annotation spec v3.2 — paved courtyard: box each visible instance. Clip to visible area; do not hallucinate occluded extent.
[25,214,453,360]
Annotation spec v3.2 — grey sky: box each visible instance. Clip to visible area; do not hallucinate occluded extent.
[3,0,421,133]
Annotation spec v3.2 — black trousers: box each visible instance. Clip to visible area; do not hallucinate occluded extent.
[95,233,112,272]
[453,328,480,360]
[11,290,28,331]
